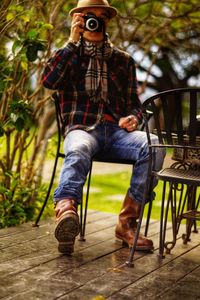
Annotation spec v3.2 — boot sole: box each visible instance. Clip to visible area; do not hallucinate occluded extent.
[115,235,154,251]
[55,213,80,254]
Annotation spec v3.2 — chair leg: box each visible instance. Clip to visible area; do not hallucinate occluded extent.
[182,186,198,244]
[164,183,177,254]
[158,181,167,259]
[176,185,188,235]
[192,193,200,234]
[79,162,93,241]
[144,178,154,237]
[159,181,178,258]
[144,200,152,237]
[125,170,154,267]
[32,154,59,227]
[125,200,146,267]
[183,219,194,244]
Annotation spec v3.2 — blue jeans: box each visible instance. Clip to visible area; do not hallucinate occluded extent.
[54,122,165,205]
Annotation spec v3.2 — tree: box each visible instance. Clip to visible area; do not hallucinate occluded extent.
[0,0,71,226]
[0,0,199,227]
[111,0,200,93]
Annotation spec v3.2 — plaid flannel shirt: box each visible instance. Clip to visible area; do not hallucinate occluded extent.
[42,42,143,136]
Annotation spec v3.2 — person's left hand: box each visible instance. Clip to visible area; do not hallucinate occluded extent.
[119,115,138,132]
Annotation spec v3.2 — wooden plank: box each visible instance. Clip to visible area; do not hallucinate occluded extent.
[0,214,158,263]
[160,266,200,300]
[0,210,105,238]
[0,210,199,300]
[0,221,199,299]
[0,217,189,273]
[0,219,157,298]
[0,219,160,276]
[106,246,200,300]
[0,211,117,250]
[0,214,125,276]
[54,240,200,300]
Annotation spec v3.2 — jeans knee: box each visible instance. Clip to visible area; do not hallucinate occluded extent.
[67,149,92,164]
[72,143,91,155]
[64,130,98,158]
[65,140,94,159]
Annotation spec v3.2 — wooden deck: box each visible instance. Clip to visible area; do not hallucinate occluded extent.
[0,211,199,300]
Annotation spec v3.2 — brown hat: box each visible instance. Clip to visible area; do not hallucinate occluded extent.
[69,0,118,18]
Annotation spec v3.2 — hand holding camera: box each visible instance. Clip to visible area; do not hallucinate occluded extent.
[69,13,85,43]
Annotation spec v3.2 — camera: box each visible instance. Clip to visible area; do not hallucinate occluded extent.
[84,14,104,32]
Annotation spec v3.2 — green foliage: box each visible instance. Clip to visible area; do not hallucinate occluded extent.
[9,100,34,131]
[0,0,55,227]
[0,179,48,228]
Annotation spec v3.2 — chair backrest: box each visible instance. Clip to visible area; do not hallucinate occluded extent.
[53,92,64,136]
[52,92,65,159]
[142,88,200,164]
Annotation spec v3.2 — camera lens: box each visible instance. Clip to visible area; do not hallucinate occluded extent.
[85,17,99,31]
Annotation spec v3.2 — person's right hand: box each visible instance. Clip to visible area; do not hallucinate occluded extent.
[69,13,85,42]
[119,115,138,132]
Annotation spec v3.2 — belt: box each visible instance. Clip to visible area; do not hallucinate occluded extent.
[100,114,116,123]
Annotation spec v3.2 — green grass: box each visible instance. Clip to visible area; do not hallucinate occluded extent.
[83,170,164,220]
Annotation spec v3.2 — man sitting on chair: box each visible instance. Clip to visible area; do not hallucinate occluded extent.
[42,0,165,254]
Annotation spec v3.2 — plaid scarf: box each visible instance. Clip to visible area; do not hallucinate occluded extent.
[83,39,113,103]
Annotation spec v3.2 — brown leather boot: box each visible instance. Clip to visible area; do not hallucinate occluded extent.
[115,192,154,251]
[54,199,80,254]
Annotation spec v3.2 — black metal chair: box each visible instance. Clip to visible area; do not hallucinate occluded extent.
[141,87,200,258]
